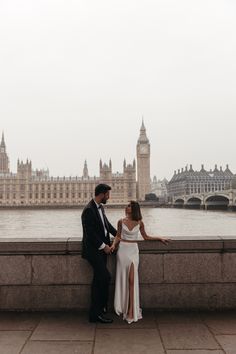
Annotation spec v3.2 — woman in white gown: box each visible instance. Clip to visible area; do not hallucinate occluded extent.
[111,201,170,324]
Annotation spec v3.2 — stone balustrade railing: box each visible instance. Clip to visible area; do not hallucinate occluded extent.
[0,237,236,310]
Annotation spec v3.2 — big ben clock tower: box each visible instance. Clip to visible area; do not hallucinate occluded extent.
[137,120,150,201]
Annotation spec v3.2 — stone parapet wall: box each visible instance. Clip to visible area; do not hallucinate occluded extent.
[0,237,236,310]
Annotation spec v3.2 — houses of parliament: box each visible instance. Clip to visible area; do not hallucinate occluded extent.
[0,122,151,207]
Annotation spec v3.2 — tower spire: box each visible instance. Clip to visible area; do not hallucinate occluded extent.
[83,160,89,179]
[141,117,145,130]
[138,119,149,143]
[0,131,10,173]
[1,131,6,149]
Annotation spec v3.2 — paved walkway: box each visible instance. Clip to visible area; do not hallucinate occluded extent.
[0,310,235,353]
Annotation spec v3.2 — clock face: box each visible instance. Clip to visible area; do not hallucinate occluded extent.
[140,145,148,154]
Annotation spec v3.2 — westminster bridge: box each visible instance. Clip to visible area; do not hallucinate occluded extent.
[172,189,236,210]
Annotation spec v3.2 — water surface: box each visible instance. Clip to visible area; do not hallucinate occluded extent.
[0,208,235,238]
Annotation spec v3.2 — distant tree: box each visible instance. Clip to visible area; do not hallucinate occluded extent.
[145,193,158,201]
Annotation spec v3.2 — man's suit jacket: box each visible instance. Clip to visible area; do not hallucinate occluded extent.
[81,199,117,259]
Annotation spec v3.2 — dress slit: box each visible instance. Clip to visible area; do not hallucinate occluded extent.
[127,262,135,318]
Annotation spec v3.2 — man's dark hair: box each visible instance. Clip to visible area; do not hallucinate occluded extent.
[95,183,112,196]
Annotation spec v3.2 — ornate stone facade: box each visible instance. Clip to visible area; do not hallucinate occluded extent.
[168,164,234,198]
[0,123,150,206]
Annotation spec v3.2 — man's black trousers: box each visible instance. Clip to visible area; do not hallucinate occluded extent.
[87,251,111,319]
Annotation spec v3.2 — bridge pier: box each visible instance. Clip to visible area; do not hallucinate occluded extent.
[228,204,236,212]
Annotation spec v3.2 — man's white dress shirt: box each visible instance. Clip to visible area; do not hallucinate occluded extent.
[94,200,107,250]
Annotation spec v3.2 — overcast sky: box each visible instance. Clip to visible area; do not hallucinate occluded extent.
[0,0,235,180]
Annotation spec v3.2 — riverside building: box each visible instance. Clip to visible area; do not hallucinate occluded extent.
[167,164,234,198]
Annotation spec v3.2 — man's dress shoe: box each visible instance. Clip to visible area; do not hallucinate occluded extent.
[102,306,107,314]
[89,314,113,323]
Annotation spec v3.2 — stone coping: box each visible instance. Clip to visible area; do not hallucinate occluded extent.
[0,236,235,254]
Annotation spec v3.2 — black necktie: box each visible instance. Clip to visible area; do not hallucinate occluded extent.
[98,205,109,235]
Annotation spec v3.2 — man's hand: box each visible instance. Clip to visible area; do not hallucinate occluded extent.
[103,245,111,254]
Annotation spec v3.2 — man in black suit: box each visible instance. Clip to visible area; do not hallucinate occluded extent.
[81,183,117,323]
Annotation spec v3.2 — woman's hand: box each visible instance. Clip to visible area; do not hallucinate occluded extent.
[110,244,116,253]
[159,236,171,245]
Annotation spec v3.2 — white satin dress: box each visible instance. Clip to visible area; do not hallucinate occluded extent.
[114,221,142,324]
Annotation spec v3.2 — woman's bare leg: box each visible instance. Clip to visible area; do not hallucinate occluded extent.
[127,263,134,319]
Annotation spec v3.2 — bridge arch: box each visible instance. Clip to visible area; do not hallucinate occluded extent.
[173,198,184,208]
[205,193,230,201]
[185,197,202,209]
[205,195,229,210]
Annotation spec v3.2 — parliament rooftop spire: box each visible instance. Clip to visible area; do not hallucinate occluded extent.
[83,160,89,179]
[1,131,6,149]
[0,131,9,173]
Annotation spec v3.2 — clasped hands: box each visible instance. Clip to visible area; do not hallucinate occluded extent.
[103,244,115,254]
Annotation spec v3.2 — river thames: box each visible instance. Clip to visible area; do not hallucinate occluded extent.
[0,207,236,239]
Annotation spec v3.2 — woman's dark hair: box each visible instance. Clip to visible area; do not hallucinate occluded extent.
[130,200,142,221]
